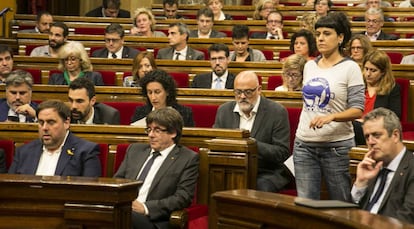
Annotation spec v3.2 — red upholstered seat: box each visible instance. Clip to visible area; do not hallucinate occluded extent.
[262,50,274,60]
[103,101,144,125]
[386,52,403,64]
[169,72,189,88]
[89,46,104,57]
[24,44,39,56]
[97,70,116,86]
[98,144,109,177]
[267,75,283,90]
[279,50,294,61]
[23,68,42,84]
[74,27,105,35]
[232,15,248,20]
[0,140,15,170]
[184,104,219,128]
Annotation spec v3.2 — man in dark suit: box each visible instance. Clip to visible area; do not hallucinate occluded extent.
[19,11,53,34]
[114,107,199,229]
[85,0,130,18]
[0,70,37,122]
[0,45,14,83]
[91,23,139,59]
[68,78,120,125]
[8,100,101,177]
[250,11,285,40]
[351,108,414,224]
[157,22,205,60]
[163,0,185,19]
[213,71,292,192]
[362,8,399,40]
[189,7,226,38]
[191,43,235,89]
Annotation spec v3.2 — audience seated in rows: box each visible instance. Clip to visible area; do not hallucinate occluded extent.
[92,23,139,59]
[49,41,104,86]
[124,51,157,87]
[0,45,13,83]
[131,69,194,127]
[275,54,306,91]
[353,49,401,145]
[251,11,285,40]
[130,8,166,37]
[189,7,226,38]
[30,22,69,58]
[68,77,120,124]
[214,70,293,192]
[19,11,53,34]
[204,0,232,21]
[347,34,373,68]
[231,25,266,62]
[253,0,275,20]
[8,100,102,177]
[85,0,130,18]
[0,70,37,122]
[192,43,235,89]
[157,23,205,60]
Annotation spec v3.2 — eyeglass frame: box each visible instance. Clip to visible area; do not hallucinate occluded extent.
[104,38,122,43]
[210,56,227,63]
[283,71,302,80]
[63,56,79,63]
[145,127,168,134]
[233,86,259,97]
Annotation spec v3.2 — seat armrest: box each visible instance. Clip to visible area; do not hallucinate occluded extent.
[170,209,188,229]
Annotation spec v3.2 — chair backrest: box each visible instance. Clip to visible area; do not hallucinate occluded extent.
[0,140,15,170]
[262,50,274,60]
[395,78,409,123]
[169,72,189,88]
[184,104,219,128]
[113,144,130,174]
[386,52,403,64]
[89,46,104,57]
[267,75,283,90]
[279,50,294,61]
[286,107,302,153]
[97,70,116,86]
[98,143,109,177]
[23,68,42,84]
[103,101,144,125]
[25,45,39,56]
[74,27,105,35]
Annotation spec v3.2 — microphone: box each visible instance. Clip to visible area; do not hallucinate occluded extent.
[0,8,11,16]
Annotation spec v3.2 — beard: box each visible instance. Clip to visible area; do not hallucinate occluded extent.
[71,109,86,123]
[213,66,226,77]
[237,99,254,114]
[49,40,65,50]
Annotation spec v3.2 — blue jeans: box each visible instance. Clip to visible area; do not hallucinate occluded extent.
[293,139,352,201]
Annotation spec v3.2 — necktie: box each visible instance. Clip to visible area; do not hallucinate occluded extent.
[214,77,222,89]
[112,53,117,59]
[365,168,391,211]
[137,151,161,183]
[175,52,181,60]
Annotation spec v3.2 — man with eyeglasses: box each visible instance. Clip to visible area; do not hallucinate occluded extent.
[30,22,69,57]
[360,8,398,41]
[191,43,235,89]
[91,23,139,59]
[189,7,226,38]
[354,0,394,22]
[250,11,284,40]
[85,0,130,18]
[114,107,199,229]
[214,71,292,192]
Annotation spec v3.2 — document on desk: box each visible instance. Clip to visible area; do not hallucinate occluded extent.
[294,199,359,209]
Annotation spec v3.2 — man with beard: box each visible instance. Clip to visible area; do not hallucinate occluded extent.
[0,45,13,83]
[19,11,53,34]
[0,70,37,122]
[30,22,69,57]
[8,100,101,177]
[213,71,292,192]
[91,23,139,59]
[191,43,235,89]
[189,7,226,38]
[68,77,120,125]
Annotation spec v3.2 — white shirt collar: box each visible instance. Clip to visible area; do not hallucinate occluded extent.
[174,46,188,60]
[211,70,229,89]
[107,46,123,59]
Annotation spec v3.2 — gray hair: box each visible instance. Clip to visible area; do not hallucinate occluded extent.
[5,70,33,89]
[363,107,402,140]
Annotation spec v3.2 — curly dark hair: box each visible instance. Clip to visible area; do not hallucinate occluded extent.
[140,69,177,106]
[290,29,317,57]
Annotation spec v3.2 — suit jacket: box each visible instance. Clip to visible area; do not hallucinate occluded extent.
[189,29,226,38]
[358,150,414,224]
[0,98,38,122]
[0,149,6,173]
[48,71,105,86]
[191,72,235,89]
[114,143,199,226]
[85,7,130,18]
[156,46,205,60]
[91,46,139,59]
[131,104,194,127]
[359,31,399,40]
[250,31,267,39]
[8,132,101,177]
[213,97,291,189]
[71,103,120,125]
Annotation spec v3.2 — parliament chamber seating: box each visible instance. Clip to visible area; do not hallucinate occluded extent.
[386,51,404,64]
[0,140,15,170]
[22,68,42,84]
[103,101,143,125]
[266,75,283,90]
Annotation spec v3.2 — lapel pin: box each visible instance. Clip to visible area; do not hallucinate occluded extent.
[67,149,74,156]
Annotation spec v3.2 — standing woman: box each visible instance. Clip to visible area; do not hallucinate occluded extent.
[293,12,365,201]
[205,0,232,21]
[49,41,104,86]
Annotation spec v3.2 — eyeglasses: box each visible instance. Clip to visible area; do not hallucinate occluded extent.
[267,20,282,24]
[284,72,302,79]
[210,56,227,63]
[63,56,79,62]
[145,127,168,134]
[351,46,363,50]
[315,2,328,5]
[105,38,121,43]
[261,7,273,11]
[234,87,258,97]
[367,19,381,24]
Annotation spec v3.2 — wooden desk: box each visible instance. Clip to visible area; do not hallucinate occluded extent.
[211,189,414,229]
[0,174,140,229]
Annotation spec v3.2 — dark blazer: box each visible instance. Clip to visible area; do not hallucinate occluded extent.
[48,71,105,86]
[0,149,6,173]
[156,47,205,60]
[114,144,199,228]
[131,104,194,127]
[250,31,267,39]
[71,103,120,125]
[213,97,292,191]
[0,98,38,122]
[91,46,139,59]
[8,132,101,177]
[358,149,414,224]
[359,31,399,40]
[191,72,236,89]
[353,84,401,145]
[189,29,226,38]
[85,7,131,18]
